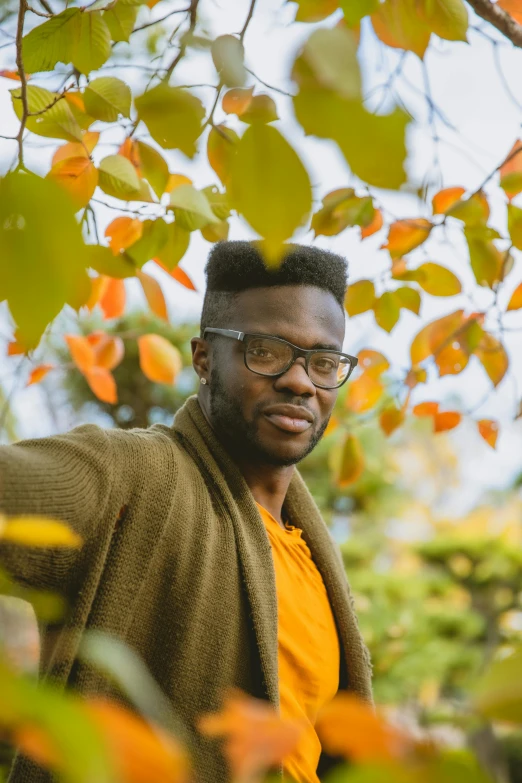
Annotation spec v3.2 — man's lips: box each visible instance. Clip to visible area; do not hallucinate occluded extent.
[262,405,314,434]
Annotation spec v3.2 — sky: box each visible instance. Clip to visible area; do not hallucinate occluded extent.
[2,0,522,505]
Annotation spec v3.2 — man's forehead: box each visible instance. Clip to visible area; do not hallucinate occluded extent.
[227,285,345,347]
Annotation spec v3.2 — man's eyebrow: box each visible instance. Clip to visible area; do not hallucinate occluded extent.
[271,333,342,351]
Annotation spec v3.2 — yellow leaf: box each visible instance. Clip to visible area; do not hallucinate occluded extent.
[164,173,193,194]
[338,433,365,486]
[475,332,508,387]
[207,125,239,186]
[357,350,390,376]
[138,334,182,384]
[371,0,432,59]
[500,139,522,200]
[380,407,404,436]
[0,516,82,548]
[373,291,400,332]
[344,279,375,316]
[346,373,384,413]
[507,282,522,311]
[416,262,462,296]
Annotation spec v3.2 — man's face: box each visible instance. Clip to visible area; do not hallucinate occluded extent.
[199,285,346,467]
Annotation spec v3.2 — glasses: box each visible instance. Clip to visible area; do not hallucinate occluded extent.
[203,328,358,390]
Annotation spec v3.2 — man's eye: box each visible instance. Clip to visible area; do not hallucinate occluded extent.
[250,348,272,358]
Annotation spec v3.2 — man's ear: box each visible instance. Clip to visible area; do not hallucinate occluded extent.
[191,336,211,384]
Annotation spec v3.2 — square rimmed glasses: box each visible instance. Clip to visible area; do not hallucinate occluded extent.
[203,328,358,390]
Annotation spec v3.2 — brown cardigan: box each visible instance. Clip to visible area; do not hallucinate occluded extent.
[0,396,372,783]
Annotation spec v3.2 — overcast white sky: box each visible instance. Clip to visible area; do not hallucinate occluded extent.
[2,0,522,505]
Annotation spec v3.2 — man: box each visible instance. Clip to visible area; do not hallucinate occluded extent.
[0,241,372,783]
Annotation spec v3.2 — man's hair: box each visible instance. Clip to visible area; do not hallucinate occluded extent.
[200,241,348,335]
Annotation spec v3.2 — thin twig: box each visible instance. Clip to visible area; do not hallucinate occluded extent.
[133,6,189,33]
[164,0,199,79]
[204,83,222,127]
[239,0,256,42]
[465,0,522,47]
[26,4,52,17]
[38,0,54,13]
[15,0,28,169]
[245,67,294,96]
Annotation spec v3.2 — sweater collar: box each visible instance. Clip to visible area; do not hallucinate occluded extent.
[171,396,372,704]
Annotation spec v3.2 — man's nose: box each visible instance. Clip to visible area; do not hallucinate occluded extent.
[272,357,316,396]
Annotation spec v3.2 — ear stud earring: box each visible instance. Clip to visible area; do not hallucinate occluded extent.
[200,378,207,385]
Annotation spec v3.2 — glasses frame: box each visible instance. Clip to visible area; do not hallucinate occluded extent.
[203,328,358,390]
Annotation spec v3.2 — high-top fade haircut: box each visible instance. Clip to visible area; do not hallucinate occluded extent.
[200,241,348,336]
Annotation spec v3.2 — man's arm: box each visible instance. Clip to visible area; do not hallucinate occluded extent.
[0,424,115,593]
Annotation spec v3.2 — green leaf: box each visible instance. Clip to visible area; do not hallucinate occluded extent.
[136,83,205,158]
[88,245,137,278]
[507,203,522,250]
[464,227,504,289]
[240,94,279,125]
[338,433,365,486]
[299,26,361,99]
[22,8,80,72]
[124,218,169,267]
[416,262,462,296]
[394,286,421,314]
[201,219,230,243]
[340,0,379,26]
[294,0,339,23]
[84,77,131,122]
[0,172,90,348]
[201,185,231,221]
[420,0,468,42]
[344,279,375,316]
[98,154,141,199]
[207,124,239,186]
[169,185,219,232]
[155,222,191,270]
[136,141,170,199]
[211,34,246,87]
[312,188,374,237]
[293,82,408,189]
[445,191,490,226]
[474,645,522,722]
[374,292,400,332]
[11,85,83,141]
[103,3,137,41]
[72,11,112,74]
[228,124,312,262]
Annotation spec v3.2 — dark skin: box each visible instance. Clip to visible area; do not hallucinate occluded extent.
[191,285,345,527]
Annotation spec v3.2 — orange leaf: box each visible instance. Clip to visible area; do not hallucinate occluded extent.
[434,411,461,433]
[170,266,197,291]
[382,218,432,258]
[432,186,466,215]
[85,275,110,312]
[498,0,522,23]
[323,415,339,437]
[105,217,143,255]
[360,207,383,239]
[405,367,427,388]
[100,278,126,319]
[0,69,22,80]
[119,137,141,174]
[65,334,96,374]
[413,401,439,417]
[346,373,384,413]
[7,340,26,356]
[15,725,60,768]
[64,92,85,113]
[207,125,239,186]
[410,310,465,366]
[222,87,254,116]
[435,340,469,376]
[87,332,125,371]
[477,419,499,449]
[380,407,405,436]
[136,269,168,321]
[138,334,182,384]
[46,157,98,210]
[84,367,117,404]
[27,364,54,386]
[86,697,189,783]
[507,282,522,311]
[500,139,522,200]
[198,689,304,783]
[338,433,365,486]
[357,349,390,377]
[164,173,193,194]
[316,693,412,763]
[52,132,100,165]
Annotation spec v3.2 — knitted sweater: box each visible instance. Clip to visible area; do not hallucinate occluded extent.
[0,396,372,783]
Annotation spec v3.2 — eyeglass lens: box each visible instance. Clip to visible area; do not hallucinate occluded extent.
[245,336,351,388]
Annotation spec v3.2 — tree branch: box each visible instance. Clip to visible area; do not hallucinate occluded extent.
[465,0,522,47]
[239,0,256,42]
[15,0,28,169]
[164,0,199,79]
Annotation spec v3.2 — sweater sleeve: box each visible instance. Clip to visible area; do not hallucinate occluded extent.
[0,424,114,592]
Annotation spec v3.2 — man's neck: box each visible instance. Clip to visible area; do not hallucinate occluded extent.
[240,462,295,526]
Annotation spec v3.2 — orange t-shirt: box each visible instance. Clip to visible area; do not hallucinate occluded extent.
[256,503,340,783]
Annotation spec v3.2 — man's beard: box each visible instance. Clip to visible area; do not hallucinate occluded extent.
[208,365,330,467]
